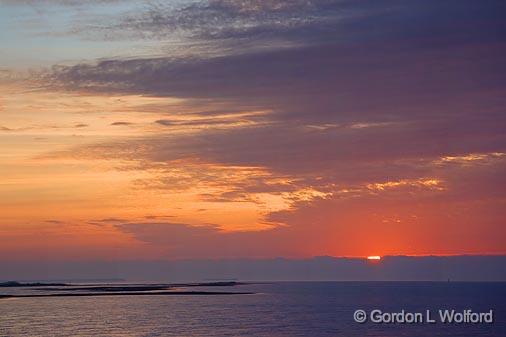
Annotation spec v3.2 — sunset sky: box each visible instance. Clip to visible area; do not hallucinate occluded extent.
[1,0,505,261]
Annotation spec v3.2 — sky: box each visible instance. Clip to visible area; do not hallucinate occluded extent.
[1,0,505,262]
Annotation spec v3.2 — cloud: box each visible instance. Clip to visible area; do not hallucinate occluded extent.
[154,119,175,126]
[3,256,506,281]
[437,152,506,166]
[92,217,128,223]
[59,0,506,60]
[0,123,95,133]
[112,169,506,259]
[71,0,342,43]
[143,215,175,220]
[113,221,291,258]
[45,220,65,224]
[110,121,134,126]
[44,36,506,130]
[153,113,267,128]
[41,0,506,186]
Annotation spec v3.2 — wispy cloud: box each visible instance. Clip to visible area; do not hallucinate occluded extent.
[110,121,134,126]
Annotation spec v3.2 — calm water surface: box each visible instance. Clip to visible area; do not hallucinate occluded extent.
[1,282,505,337]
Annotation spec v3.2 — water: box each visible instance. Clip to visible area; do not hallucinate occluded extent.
[1,282,505,336]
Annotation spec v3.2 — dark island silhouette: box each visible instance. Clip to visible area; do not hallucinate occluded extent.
[0,281,67,287]
[0,281,253,299]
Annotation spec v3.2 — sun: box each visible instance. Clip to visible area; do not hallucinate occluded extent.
[367,255,381,261]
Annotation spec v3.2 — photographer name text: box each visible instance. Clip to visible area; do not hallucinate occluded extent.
[353,309,494,324]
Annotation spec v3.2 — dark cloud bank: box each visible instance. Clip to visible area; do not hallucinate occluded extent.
[1,256,505,282]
